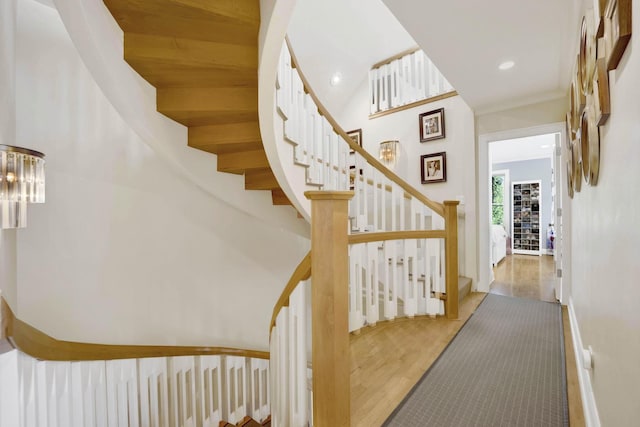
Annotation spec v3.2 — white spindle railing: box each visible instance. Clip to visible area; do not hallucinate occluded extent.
[272,39,456,425]
[348,237,445,332]
[276,40,450,338]
[270,279,312,427]
[369,49,454,115]
[0,351,269,427]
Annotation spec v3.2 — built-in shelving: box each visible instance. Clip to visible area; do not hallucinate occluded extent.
[512,180,541,255]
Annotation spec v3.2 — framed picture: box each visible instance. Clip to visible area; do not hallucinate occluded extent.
[419,108,445,142]
[346,129,362,153]
[420,152,447,184]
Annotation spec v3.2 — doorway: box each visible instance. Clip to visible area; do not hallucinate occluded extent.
[477,123,568,304]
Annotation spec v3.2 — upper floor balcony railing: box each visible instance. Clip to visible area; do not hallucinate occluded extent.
[369,48,455,117]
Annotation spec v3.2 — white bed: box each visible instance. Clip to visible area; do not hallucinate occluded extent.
[491,224,508,266]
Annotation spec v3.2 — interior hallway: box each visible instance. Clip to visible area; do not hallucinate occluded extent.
[350,254,585,426]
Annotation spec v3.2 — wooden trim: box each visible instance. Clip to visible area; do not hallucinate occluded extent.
[348,230,446,245]
[269,251,312,331]
[369,91,458,120]
[0,297,269,361]
[285,36,445,218]
[306,193,352,426]
[304,190,354,201]
[443,201,459,319]
[370,47,420,70]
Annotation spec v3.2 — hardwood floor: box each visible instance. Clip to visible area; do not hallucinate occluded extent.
[350,293,486,426]
[491,254,556,302]
[349,255,585,426]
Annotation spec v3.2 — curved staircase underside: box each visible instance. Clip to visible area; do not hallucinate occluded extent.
[103,0,291,206]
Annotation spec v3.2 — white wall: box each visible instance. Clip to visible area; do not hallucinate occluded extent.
[0,0,18,310]
[568,4,640,425]
[337,81,478,284]
[13,0,309,351]
[477,97,567,136]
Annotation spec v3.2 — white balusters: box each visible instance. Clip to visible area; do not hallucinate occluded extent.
[71,361,108,427]
[0,352,268,427]
[138,357,170,427]
[0,351,20,427]
[347,237,445,334]
[365,242,380,326]
[369,68,378,115]
[369,49,454,114]
[106,359,139,427]
[19,354,39,427]
[249,358,269,423]
[270,279,312,427]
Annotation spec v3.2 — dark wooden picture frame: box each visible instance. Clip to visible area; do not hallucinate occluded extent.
[346,129,363,153]
[604,0,632,71]
[420,152,447,184]
[419,108,445,142]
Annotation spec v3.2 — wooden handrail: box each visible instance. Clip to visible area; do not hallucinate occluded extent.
[0,297,269,360]
[371,47,420,70]
[369,91,458,120]
[269,251,312,332]
[348,230,446,245]
[285,37,445,218]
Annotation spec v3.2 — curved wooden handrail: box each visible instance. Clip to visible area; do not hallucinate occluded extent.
[0,297,269,361]
[285,36,445,218]
[348,230,446,245]
[269,251,312,332]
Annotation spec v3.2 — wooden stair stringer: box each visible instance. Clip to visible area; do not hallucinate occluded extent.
[103,0,294,207]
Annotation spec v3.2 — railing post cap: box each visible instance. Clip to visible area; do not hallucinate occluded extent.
[443,200,460,206]
[304,191,354,201]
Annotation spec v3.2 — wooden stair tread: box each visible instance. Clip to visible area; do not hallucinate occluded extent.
[218,415,270,427]
[237,416,262,427]
[245,168,280,190]
[124,33,258,72]
[104,0,294,210]
[272,188,292,206]
[189,122,262,154]
[104,0,260,30]
[217,149,270,173]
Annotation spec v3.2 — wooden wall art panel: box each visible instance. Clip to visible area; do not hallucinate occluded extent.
[604,0,632,71]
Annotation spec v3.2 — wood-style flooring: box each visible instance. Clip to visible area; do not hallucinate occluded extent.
[491,254,556,302]
[350,254,585,426]
[350,293,486,426]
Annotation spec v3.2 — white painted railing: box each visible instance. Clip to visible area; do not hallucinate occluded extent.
[369,49,454,114]
[271,39,457,425]
[275,40,448,333]
[276,44,351,192]
[0,350,269,427]
[276,41,445,230]
[270,279,312,427]
[349,237,445,332]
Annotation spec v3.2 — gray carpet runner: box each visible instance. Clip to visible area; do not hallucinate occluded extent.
[383,294,568,426]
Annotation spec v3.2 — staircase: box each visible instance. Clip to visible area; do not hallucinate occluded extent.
[221,415,271,427]
[103,0,291,206]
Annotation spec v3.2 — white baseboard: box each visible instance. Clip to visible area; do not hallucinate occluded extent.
[568,298,601,427]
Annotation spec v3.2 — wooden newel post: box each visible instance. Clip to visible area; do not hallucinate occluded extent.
[443,200,459,320]
[304,190,353,427]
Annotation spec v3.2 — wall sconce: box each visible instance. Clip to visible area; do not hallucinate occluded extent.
[0,145,46,229]
[379,140,399,167]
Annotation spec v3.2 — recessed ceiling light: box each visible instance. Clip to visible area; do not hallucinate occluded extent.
[498,60,515,71]
[330,72,342,86]
[540,144,551,148]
